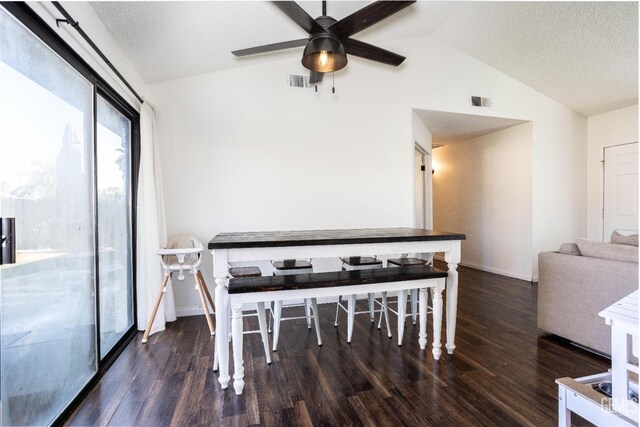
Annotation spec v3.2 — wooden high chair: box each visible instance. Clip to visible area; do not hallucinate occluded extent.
[141,234,215,343]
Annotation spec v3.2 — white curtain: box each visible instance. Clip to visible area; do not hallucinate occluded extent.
[136,102,176,335]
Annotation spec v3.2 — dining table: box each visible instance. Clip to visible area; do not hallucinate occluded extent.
[208,227,465,393]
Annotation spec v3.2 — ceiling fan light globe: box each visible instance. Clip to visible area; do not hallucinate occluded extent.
[301,35,347,72]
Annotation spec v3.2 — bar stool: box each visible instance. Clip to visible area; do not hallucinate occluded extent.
[379,256,431,346]
[213,265,271,372]
[143,234,214,343]
[271,259,322,351]
[334,256,389,343]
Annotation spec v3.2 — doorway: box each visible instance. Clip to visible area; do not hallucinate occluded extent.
[414,144,428,229]
[603,142,639,240]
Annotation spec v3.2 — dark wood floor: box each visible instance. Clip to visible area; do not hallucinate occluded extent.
[67,263,608,426]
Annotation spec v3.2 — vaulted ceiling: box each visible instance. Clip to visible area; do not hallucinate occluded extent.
[91,1,638,116]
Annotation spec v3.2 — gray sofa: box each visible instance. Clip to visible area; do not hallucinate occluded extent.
[537,236,638,355]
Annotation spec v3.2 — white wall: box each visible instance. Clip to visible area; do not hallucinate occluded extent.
[433,123,533,280]
[148,35,586,312]
[586,105,639,240]
[26,1,146,110]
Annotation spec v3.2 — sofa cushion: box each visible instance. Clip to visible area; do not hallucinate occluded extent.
[576,238,638,263]
[559,243,581,256]
[611,231,639,247]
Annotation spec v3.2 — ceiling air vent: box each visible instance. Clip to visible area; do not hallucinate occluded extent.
[471,96,492,107]
[289,74,312,89]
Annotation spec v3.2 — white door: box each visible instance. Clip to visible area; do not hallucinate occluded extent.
[603,142,638,240]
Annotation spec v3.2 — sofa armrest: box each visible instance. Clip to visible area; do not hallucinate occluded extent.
[537,251,638,354]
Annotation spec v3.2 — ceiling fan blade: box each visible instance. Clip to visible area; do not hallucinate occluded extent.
[232,38,308,57]
[272,1,325,35]
[342,38,406,66]
[310,71,324,84]
[328,1,416,39]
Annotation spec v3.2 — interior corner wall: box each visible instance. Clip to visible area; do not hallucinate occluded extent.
[433,123,533,280]
[148,35,586,312]
[586,104,639,240]
[26,1,147,110]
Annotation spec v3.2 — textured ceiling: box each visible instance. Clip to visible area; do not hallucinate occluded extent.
[90,1,638,116]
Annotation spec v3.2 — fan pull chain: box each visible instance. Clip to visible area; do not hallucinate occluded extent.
[332,72,335,94]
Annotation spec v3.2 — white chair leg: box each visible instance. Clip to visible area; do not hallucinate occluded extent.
[305,299,312,329]
[256,302,271,364]
[411,288,418,325]
[334,295,341,327]
[377,292,384,330]
[310,298,322,346]
[267,301,272,333]
[368,292,375,323]
[383,292,392,338]
[397,290,407,346]
[272,300,282,352]
[347,294,356,343]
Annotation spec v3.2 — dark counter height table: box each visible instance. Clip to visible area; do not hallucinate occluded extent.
[208,227,466,394]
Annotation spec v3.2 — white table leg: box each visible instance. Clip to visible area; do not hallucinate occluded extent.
[397,290,407,346]
[214,276,230,388]
[418,288,428,350]
[431,284,443,360]
[445,260,459,355]
[347,294,356,343]
[231,298,245,395]
[256,302,271,364]
[611,324,627,416]
[558,385,571,427]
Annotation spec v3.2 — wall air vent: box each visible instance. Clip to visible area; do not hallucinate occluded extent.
[289,74,312,89]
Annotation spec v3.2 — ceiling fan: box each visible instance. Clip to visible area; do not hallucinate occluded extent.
[232,1,416,84]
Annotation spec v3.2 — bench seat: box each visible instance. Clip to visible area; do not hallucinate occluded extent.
[229,264,447,294]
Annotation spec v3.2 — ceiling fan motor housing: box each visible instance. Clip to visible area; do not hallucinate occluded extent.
[314,15,337,30]
[302,33,348,72]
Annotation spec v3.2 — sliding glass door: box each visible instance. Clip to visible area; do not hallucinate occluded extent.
[0,8,97,426]
[97,95,134,358]
[0,6,137,426]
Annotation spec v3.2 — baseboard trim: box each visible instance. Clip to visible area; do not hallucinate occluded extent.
[176,306,212,318]
[433,255,533,282]
[460,261,532,282]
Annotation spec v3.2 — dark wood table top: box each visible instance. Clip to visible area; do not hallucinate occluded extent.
[208,227,465,250]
